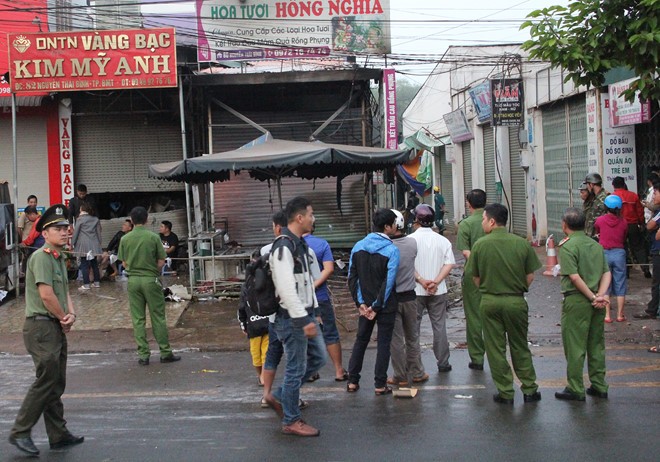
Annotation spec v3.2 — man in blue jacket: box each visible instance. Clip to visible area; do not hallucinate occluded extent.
[346,209,400,395]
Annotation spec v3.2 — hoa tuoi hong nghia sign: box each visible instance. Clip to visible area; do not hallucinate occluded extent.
[196,0,391,61]
[7,28,177,93]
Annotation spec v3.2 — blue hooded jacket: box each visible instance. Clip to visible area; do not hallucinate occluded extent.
[348,232,400,312]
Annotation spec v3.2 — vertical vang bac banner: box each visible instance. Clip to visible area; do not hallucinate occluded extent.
[58,99,74,206]
[384,68,397,150]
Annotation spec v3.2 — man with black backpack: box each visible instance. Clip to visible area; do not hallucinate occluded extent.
[266,197,327,437]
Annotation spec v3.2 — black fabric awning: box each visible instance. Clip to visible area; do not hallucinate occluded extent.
[149,136,414,184]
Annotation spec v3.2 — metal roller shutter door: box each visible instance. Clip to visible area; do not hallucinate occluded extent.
[508,127,527,236]
[439,146,455,231]
[210,106,368,249]
[543,104,570,239]
[72,114,184,193]
[568,96,588,205]
[462,141,472,194]
[0,115,49,204]
[483,124,498,203]
[213,173,366,249]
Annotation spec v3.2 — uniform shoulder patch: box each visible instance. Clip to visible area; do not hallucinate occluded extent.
[557,236,570,247]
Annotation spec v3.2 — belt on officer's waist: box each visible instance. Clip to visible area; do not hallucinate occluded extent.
[27,314,58,321]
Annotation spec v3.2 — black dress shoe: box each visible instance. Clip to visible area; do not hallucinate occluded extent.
[554,387,586,401]
[523,391,542,403]
[493,393,514,405]
[50,433,84,449]
[437,365,452,373]
[160,354,181,363]
[138,358,149,366]
[633,312,657,319]
[586,386,608,399]
[468,362,484,371]
[9,435,39,455]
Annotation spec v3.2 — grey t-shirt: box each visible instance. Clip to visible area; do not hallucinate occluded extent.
[392,235,417,293]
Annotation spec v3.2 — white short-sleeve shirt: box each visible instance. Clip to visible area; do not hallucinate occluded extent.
[409,227,456,296]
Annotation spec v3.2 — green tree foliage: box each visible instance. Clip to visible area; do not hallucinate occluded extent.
[521,0,659,102]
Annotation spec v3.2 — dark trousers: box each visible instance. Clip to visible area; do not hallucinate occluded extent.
[626,224,649,270]
[348,310,395,388]
[647,254,660,316]
[12,318,69,443]
[79,258,100,285]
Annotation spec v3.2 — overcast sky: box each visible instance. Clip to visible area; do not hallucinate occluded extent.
[142,0,570,83]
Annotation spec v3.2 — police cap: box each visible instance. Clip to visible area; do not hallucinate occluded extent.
[36,204,70,232]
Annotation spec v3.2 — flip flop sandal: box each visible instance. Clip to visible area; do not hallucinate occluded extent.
[648,346,660,354]
[307,372,320,383]
[616,316,627,322]
[260,398,269,408]
[374,386,393,396]
[335,370,349,382]
[604,318,613,323]
[346,383,360,393]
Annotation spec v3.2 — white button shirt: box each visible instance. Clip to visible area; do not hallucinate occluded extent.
[409,227,456,296]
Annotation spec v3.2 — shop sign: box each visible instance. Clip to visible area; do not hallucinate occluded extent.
[602,95,637,193]
[7,28,177,93]
[196,0,391,62]
[384,68,397,150]
[585,89,600,171]
[59,99,74,205]
[490,78,523,126]
[468,81,491,123]
[608,77,651,127]
[443,109,473,143]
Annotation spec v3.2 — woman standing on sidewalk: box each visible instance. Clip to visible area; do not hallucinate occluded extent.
[594,195,628,323]
[72,202,102,290]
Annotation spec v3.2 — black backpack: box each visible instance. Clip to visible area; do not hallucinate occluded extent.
[244,235,296,317]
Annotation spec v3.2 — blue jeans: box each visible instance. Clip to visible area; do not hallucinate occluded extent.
[604,248,627,296]
[273,315,326,425]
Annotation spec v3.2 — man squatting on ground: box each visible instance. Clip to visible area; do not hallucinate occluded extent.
[267,197,327,437]
[556,207,612,401]
[9,205,84,456]
[467,203,542,404]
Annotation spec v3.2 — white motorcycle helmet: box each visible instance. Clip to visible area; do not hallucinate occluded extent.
[391,209,405,230]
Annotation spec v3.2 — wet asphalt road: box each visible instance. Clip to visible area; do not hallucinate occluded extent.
[1,346,658,462]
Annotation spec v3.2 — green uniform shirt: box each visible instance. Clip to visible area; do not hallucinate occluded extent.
[466,227,542,295]
[559,230,609,293]
[457,209,485,251]
[25,244,69,318]
[117,225,166,277]
[457,209,485,277]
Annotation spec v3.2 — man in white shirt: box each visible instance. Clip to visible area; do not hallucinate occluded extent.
[409,204,456,373]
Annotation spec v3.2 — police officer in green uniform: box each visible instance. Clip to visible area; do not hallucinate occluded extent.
[556,207,612,401]
[466,203,542,404]
[585,173,609,238]
[118,207,180,366]
[456,189,487,370]
[9,205,84,456]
